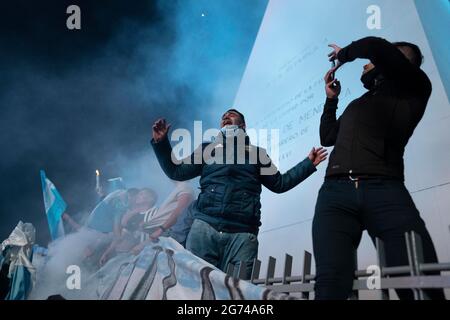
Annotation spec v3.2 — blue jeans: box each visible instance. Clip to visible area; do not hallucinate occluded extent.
[313,178,444,300]
[186,219,258,280]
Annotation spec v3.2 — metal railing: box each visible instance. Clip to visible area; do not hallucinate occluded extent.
[226,231,450,300]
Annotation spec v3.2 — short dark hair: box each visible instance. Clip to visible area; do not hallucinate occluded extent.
[393,42,424,67]
[225,108,246,124]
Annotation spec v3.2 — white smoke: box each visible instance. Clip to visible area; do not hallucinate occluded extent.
[29,228,110,300]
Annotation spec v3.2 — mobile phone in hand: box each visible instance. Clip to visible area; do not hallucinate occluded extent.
[331,61,336,80]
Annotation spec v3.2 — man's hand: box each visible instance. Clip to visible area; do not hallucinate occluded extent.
[99,251,110,267]
[324,69,341,99]
[328,44,342,63]
[149,227,164,241]
[131,242,146,256]
[308,147,328,167]
[152,118,171,143]
[328,44,344,76]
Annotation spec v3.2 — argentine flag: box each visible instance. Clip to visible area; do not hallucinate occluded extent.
[40,170,66,240]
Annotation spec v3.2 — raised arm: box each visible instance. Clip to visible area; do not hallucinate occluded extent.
[151,118,203,181]
[320,69,342,147]
[334,37,431,95]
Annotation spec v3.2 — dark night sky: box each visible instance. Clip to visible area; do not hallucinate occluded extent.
[0,0,268,245]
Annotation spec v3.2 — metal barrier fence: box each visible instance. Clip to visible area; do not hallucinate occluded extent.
[226,231,450,300]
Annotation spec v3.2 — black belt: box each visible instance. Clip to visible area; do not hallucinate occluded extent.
[326,175,392,181]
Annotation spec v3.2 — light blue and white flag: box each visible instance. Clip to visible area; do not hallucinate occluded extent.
[1,221,36,300]
[40,170,66,240]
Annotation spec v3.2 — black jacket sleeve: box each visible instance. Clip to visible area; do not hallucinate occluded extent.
[320,98,341,147]
[151,136,203,181]
[259,149,317,194]
[338,37,431,98]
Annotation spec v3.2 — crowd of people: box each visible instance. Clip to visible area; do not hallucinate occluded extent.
[1,36,446,300]
[80,181,195,268]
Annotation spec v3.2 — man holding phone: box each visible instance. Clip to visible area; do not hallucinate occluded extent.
[314,37,445,300]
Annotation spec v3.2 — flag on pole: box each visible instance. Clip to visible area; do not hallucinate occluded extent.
[40,170,66,240]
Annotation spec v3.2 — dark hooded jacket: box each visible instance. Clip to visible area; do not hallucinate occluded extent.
[321,37,432,180]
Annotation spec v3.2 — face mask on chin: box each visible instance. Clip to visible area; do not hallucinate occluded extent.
[220,125,243,138]
[360,67,381,90]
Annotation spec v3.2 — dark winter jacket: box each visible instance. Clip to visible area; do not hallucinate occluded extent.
[152,132,316,234]
[321,37,432,180]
